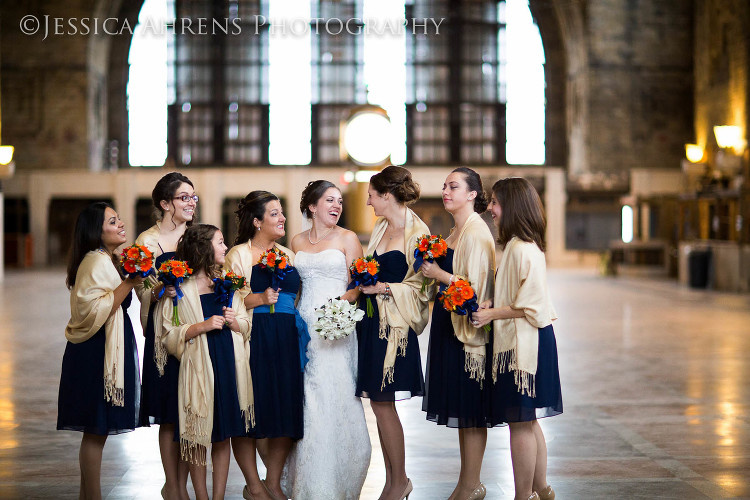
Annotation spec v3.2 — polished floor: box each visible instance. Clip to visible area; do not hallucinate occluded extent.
[1,267,749,499]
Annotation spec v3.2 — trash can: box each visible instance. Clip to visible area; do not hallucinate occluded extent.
[688,248,711,288]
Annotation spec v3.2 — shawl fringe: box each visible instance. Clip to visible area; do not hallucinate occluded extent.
[154,332,169,376]
[464,352,486,388]
[180,439,207,467]
[103,380,125,407]
[492,348,536,397]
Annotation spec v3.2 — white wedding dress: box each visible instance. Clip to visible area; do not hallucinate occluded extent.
[282,249,371,499]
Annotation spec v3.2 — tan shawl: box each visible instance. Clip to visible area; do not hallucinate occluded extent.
[65,250,126,406]
[450,211,496,383]
[492,237,557,397]
[224,240,296,303]
[134,223,172,375]
[160,278,254,465]
[367,208,431,390]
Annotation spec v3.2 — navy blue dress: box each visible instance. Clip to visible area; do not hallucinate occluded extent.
[139,251,180,426]
[356,250,425,401]
[57,291,140,435]
[422,249,489,428]
[200,293,248,442]
[247,264,304,440]
[488,324,563,425]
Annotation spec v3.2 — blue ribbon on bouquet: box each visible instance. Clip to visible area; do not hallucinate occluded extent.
[156,273,186,307]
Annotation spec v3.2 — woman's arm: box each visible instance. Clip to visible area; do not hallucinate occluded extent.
[108,276,142,319]
[243,288,279,310]
[472,304,526,328]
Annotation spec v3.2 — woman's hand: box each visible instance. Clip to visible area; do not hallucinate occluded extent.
[262,287,279,306]
[163,285,177,299]
[360,282,386,295]
[420,261,450,284]
[222,307,239,331]
[478,299,493,309]
[202,315,226,333]
[471,308,496,328]
[124,275,145,287]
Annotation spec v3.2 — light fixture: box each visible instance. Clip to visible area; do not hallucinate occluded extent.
[341,107,391,166]
[713,125,742,151]
[685,144,704,163]
[0,145,14,165]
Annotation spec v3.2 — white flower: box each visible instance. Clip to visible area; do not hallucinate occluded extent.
[312,298,364,341]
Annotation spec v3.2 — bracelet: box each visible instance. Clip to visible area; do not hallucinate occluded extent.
[384,283,391,296]
[449,274,455,283]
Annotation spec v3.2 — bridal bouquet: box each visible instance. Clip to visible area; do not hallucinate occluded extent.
[349,255,379,318]
[257,247,292,313]
[157,259,193,326]
[413,234,448,292]
[120,244,156,287]
[437,278,491,332]
[312,297,365,341]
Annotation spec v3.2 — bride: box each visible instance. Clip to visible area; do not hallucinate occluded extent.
[283,180,372,499]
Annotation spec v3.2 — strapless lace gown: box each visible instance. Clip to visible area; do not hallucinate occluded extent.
[282,249,371,500]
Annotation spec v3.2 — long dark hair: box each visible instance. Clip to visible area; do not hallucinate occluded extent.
[370,165,420,205]
[176,224,222,279]
[452,167,489,213]
[234,191,279,246]
[66,202,116,289]
[299,180,338,218]
[152,171,195,228]
[492,177,546,251]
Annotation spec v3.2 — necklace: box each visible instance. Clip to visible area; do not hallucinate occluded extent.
[308,225,334,245]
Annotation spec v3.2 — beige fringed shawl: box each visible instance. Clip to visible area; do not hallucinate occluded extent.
[492,237,557,397]
[65,250,126,406]
[367,208,431,390]
[160,278,254,465]
[134,223,172,375]
[450,211,496,383]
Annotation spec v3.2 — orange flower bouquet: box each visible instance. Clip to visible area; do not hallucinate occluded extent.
[156,259,193,326]
[349,255,380,318]
[213,270,246,308]
[257,248,291,313]
[120,244,156,287]
[413,234,448,292]
[437,278,491,332]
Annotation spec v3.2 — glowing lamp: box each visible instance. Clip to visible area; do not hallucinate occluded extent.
[685,144,704,163]
[342,108,391,166]
[713,126,742,150]
[0,146,14,166]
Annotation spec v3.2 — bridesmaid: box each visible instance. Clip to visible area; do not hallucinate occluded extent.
[356,166,430,500]
[420,168,495,500]
[135,172,196,500]
[472,178,562,500]
[224,191,305,500]
[161,224,254,500]
[57,202,142,500]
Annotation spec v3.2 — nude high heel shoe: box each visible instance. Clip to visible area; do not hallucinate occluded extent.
[466,482,486,500]
[399,478,413,499]
[526,493,540,500]
[537,485,555,500]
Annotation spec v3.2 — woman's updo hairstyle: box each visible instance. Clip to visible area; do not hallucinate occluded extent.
[369,165,420,205]
[151,171,195,224]
[299,180,338,219]
[452,167,489,213]
[176,224,221,279]
[235,191,279,246]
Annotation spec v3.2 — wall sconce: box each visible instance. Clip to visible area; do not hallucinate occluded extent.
[685,144,704,163]
[0,145,15,179]
[341,106,391,167]
[713,125,742,152]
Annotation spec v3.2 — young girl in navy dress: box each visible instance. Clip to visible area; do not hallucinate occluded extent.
[135,172,196,500]
[356,166,430,500]
[420,168,495,500]
[161,224,254,500]
[224,191,304,500]
[57,202,143,500]
[472,177,563,500]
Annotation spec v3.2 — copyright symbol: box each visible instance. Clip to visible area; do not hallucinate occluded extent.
[20,15,40,35]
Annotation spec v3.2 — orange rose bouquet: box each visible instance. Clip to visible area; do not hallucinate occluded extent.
[120,244,156,287]
[349,255,380,318]
[413,234,448,291]
[156,259,193,325]
[257,248,291,313]
[437,278,491,332]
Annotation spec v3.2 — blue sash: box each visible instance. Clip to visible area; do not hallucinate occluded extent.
[255,292,310,371]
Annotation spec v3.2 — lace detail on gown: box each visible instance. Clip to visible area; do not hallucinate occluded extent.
[282,249,371,499]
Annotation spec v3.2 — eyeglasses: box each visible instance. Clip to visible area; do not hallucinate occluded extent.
[173,194,199,203]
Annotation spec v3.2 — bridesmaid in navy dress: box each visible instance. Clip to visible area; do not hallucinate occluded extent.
[57,202,143,500]
[472,178,562,500]
[224,191,304,500]
[356,166,430,500]
[420,168,496,500]
[135,172,196,500]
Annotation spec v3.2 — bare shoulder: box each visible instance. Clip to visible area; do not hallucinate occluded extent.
[290,231,307,253]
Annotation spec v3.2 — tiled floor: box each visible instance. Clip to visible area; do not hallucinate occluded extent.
[1,268,749,499]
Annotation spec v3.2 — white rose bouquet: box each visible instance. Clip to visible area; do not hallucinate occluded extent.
[313,297,365,341]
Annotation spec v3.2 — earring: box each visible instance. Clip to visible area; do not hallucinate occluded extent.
[312,213,316,219]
